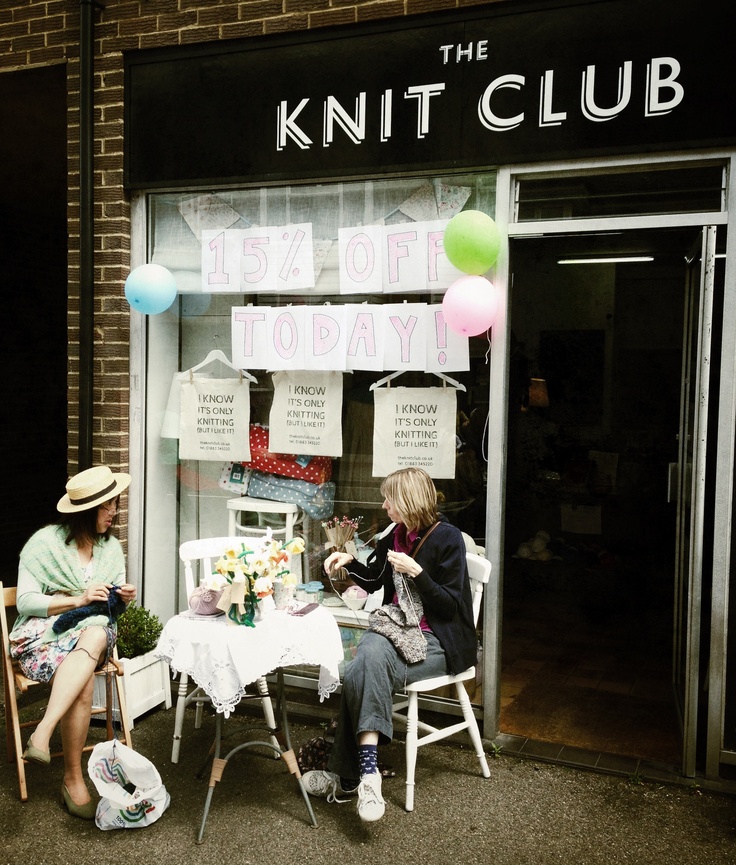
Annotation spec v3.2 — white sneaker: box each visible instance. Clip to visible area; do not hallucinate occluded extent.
[357,772,385,822]
[302,770,358,803]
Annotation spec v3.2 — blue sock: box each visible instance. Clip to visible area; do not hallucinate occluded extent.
[358,743,379,777]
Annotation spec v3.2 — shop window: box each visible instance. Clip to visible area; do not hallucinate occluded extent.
[143,174,495,612]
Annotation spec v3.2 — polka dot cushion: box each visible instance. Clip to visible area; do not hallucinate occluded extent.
[243,424,333,484]
[247,470,336,520]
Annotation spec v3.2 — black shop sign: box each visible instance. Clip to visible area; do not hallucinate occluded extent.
[125,0,734,189]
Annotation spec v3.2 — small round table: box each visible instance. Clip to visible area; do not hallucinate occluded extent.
[156,606,342,843]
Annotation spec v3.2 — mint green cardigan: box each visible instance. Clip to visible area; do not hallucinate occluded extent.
[12,524,126,644]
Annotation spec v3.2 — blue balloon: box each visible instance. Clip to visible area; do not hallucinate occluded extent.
[124,264,177,315]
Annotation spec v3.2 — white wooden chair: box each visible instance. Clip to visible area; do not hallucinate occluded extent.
[170,536,278,763]
[392,552,492,811]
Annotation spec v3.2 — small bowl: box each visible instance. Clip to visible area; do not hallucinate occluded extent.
[341,592,367,611]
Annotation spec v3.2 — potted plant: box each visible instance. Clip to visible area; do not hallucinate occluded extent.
[115,601,163,659]
[93,602,172,729]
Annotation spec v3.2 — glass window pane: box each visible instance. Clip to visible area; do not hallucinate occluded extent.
[145,173,495,621]
[517,165,725,222]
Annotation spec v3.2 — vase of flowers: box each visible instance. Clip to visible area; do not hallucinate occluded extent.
[322,515,362,553]
[322,516,362,594]
[213,531,305,627]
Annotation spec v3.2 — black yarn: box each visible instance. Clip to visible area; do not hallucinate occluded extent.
[52,585,127,634]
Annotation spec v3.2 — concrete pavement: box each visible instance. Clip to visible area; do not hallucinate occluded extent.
[2,690,735,865]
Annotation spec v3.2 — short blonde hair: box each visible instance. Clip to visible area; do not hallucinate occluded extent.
[380,467,439,532]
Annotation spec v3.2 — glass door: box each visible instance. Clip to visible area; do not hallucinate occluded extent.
[486,157,730,770]
[499,226,717,769]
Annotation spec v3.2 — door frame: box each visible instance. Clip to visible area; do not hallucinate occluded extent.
[484,151,734,779]
[707,159,736,778]
[675,226,718,776]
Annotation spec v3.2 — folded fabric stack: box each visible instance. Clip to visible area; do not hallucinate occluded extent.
[247,470,335,520]
[219,425,335,517]
[244,424,333,484]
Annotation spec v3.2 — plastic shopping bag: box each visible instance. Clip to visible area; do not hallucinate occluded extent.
[87,739,170,830]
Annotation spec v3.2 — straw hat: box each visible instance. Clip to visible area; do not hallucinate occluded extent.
[57,465,132,513]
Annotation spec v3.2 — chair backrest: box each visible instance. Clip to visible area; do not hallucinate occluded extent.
[1,583,20,688]
[1,582,16,646]
[179,536,263,598]
[465,553,492,627]
[461,532,480,555]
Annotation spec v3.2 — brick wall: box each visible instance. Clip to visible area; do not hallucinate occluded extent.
[0,0,504,545]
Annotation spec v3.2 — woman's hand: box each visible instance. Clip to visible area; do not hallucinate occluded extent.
[79,583,114,606]
[387,550,422,578]
[324,551,352,576]
[116,583,137,604]
[77,583,136,607]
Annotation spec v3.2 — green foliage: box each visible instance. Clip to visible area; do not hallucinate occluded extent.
[115,602,163,658]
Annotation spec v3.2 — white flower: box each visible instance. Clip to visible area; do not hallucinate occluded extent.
[253,576,274,598]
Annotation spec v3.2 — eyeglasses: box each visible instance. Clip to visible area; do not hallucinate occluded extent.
[99,499,119,514]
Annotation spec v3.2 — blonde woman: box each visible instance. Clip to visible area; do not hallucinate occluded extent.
[304,467,476,823]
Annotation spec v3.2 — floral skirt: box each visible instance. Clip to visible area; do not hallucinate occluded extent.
[9,615,115,684]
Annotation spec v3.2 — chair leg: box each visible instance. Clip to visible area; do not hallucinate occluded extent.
[4,678,13,762]
[404,690,419,812]
[194,692,205,729]
[172,672,190,763]
[255,676,281,756]
[455,682,491,779]
[113,668,133,749]
[104,668,115,739]
[4,675,29,802]
[256,677,277,729]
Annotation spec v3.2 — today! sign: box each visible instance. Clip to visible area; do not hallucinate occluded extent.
[230,303,470,373]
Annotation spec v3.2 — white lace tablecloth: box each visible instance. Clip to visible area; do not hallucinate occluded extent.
[155,606,343,718]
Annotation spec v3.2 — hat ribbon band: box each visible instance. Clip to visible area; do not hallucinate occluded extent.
[69,479,117,506]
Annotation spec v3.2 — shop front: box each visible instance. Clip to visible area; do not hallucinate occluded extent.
[124,0,735,781]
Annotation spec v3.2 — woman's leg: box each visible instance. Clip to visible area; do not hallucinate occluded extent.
[328,631,447,781]
[29,627,109,760]
[59,673,96,805]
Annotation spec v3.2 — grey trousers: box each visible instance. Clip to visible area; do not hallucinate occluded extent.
[327,629,448,782]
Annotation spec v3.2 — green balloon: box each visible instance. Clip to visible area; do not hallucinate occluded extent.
[443,210,501,275]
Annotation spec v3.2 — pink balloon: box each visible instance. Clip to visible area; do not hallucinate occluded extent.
[442,275,499,336]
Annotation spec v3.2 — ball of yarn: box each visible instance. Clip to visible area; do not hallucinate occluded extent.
[516,542,532,558]
[530,535,547,552]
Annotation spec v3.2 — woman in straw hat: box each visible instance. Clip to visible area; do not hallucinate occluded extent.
[9,465,136,819]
